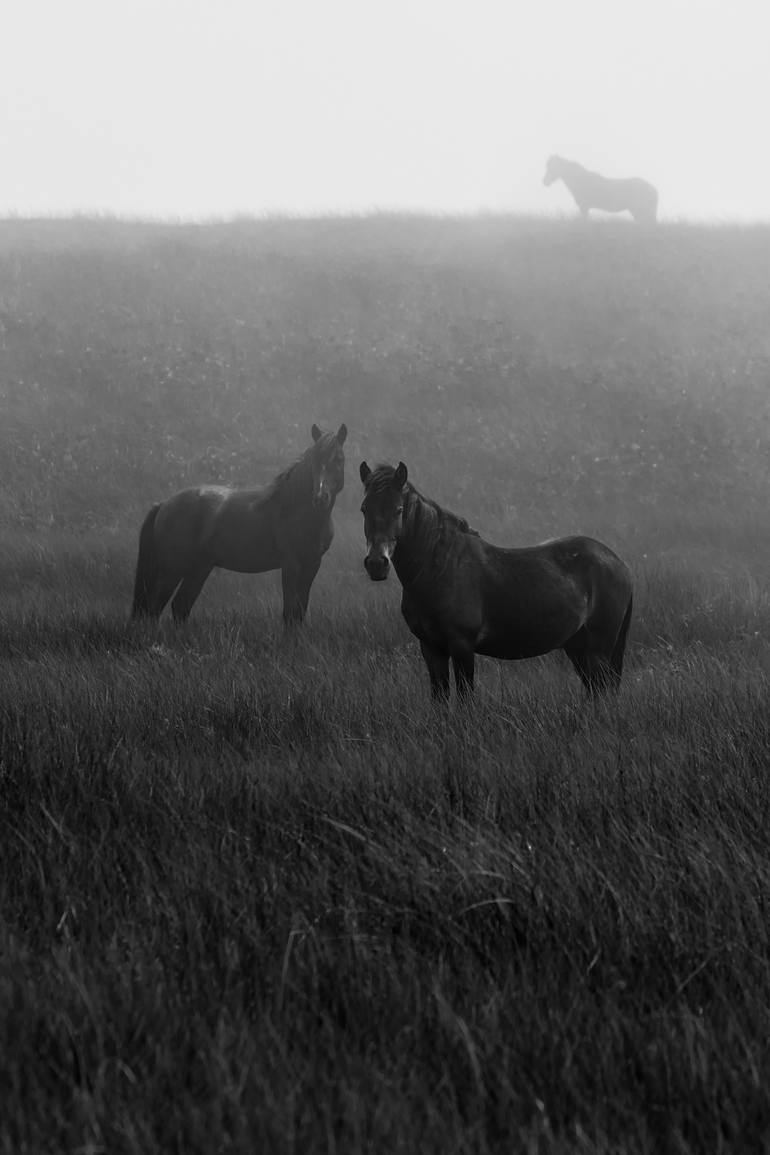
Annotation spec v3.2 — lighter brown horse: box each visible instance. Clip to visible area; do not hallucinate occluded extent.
[360,460,633,702]
[132,423,347,624]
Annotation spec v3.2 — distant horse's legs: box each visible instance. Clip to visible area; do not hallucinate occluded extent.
[452,650,475,698]
[420,640,451,701]
[171,562,214,623]
[281,557,321,627]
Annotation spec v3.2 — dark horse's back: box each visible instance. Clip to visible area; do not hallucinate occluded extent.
[528,533,631,585]
[473,534,632,664]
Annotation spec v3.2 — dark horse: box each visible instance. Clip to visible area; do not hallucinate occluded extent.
[360,461,632,701]
[543,155,658,224]
[132,423,347,624]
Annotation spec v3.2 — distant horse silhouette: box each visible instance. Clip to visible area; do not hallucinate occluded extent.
[544,155,658,223]
[360,461,632,701]
[132,423,347,624]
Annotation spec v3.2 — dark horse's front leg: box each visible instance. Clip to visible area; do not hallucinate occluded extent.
[420,640,451,701]
[281,556,322,627]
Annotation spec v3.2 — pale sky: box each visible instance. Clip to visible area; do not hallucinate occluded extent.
[2,0,768,220]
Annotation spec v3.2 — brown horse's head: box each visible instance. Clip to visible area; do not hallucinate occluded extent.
[359,460,408,581]
[310,423,347,509]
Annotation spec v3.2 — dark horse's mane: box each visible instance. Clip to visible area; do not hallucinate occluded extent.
[366,464,479,542]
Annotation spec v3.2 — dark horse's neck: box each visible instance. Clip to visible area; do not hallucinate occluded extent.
[393,485,477,588]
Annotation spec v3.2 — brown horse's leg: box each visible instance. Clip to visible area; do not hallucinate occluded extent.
[171,563,213,623]
[281,557,321,627]
[420,640,450,701]
[452,651,475,698]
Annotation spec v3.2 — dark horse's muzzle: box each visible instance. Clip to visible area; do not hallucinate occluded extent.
[364,554,390,581]
[313,490,332,510]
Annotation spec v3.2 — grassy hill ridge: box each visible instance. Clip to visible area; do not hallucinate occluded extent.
[1,216,769,538]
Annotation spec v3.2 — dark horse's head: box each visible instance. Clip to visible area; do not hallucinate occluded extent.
[543,154,564,186]
[310,423,347,509]
[359,460,408,581]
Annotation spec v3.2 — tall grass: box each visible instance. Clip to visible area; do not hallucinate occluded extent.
[2,216,770,1152]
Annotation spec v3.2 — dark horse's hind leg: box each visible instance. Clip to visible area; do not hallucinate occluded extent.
[563,630,620,696]
[172,562,214,623]
[281,557,322,627]
[566,595,633,695]
[143,573,182,620]
[420,641,451,701]
[452,650,475,699]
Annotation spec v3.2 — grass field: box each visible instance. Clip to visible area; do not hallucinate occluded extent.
[2,215,770,1153]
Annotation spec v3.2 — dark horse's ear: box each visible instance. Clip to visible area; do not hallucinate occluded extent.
[311,424,322,442]
[394,461,408,488]
[336,423,348,445]
[359,461,372,485]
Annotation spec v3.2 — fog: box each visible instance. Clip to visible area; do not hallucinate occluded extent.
[2,0,767,221]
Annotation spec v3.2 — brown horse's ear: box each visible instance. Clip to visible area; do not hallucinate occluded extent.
[311,424,322,442]
[336,423,348,445]
[360,461,372,485]
[394,461,408,488]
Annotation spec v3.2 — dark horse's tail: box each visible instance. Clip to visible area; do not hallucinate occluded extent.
[131,503,161,618]
[611,594,633,679]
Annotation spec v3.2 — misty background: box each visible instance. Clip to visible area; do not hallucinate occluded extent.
[3,0,767,221]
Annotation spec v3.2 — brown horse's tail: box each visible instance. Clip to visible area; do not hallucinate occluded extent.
[131,503,161,618]
[611,593,633,680]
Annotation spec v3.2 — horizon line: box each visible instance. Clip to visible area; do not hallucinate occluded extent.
[1,208,770,228]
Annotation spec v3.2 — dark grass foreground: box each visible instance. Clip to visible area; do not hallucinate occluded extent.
[2,216,770,1151]
[3,577,770,1154]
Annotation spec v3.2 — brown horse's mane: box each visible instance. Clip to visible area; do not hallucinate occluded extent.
[261,432,339,504]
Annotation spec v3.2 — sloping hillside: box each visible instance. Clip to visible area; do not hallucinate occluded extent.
[1,216,768,554]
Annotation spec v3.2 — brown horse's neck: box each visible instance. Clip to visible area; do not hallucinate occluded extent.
[282,459,313,506]
[267,450,323,514]
[266,439,340,515]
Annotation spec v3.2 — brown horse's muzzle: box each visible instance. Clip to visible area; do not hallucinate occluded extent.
[313,490,332,510]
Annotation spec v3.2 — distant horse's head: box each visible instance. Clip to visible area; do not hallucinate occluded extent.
[543,154,564,186]
[359,460,408,581]
[310,423,347,508]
